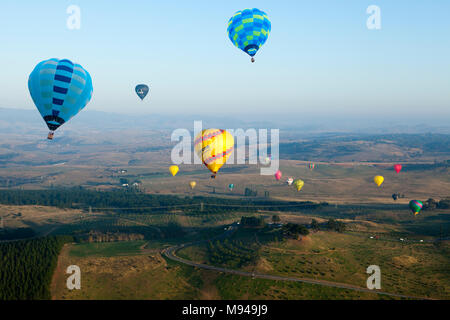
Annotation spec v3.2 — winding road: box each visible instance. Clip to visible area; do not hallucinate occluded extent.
[162,224,429,300]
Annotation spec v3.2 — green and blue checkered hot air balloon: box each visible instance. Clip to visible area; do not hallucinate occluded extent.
[28,58,93,140]
[227,8,271,62]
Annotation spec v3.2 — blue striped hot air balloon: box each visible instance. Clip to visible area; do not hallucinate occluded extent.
[28,58,93,139]
[227,8,271,62]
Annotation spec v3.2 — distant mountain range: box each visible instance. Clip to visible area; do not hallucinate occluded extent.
[1,107,449,136]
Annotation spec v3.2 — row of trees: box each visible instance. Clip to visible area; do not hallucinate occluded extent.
[80,231,145,243]
[0,188,324,215]
[0,236,73,300]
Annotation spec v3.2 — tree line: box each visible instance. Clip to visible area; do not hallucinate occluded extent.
[0,188,326,214]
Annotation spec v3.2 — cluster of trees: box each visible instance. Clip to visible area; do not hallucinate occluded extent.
[281,223,309,239]
[0,236,72,300]
[0,227,35,241]
[244,188,258,197]
[207,239,259,268]
[240,216,265,228]
[326,218,346,233]
[422,198,450,210]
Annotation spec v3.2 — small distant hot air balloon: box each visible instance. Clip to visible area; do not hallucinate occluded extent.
[409,200,423,215]
[189,181,196,189]
[274,170,282,181]
[135,84,149,100]
[294,179,304,192]
[374,175,384,187]
[28,58,93,140]
[392,193,398,201]
[227,8,271,63]
[308,163,315,170]
[265,156,271,165]
[286,178,294,186]
[194,129,235,179]
[169,165,179,176]
[394,164,402,173]
[228,183,234,191]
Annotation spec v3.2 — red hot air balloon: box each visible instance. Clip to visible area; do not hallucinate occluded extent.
[394,164,402,173]
[274,170,282,181]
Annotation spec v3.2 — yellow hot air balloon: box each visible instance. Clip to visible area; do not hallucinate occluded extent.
[169,165,179,176]
[293,179,304,191]
[374,175,384,187]
[194,129,234,178]
[189,181,196,189]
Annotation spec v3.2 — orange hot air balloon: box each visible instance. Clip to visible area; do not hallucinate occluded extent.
[274,170,282,181]
[194,129,234,178]
[394,164,402,173]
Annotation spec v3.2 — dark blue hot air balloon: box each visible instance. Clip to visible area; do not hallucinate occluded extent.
[135,84,149,100]
[28,58,93,140]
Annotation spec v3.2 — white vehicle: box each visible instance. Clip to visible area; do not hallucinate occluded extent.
[369,236,374,239]
[399,238,404,241]
[420,239,424,242]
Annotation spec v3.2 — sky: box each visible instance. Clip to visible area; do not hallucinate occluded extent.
[0,0,449,118]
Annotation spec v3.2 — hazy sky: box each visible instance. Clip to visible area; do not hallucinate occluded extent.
[0,0,449,117]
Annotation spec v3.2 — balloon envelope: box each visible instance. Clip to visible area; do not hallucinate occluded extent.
[274,170,282,181]
[308,163,315,170]
[228,183,234,191]
[189,181,196,189]
[286,178,293,186]
[28,58,93,132]
[135,84,149,100]
[394,164,402,173]
[374,175,384,187]
[227,8,271,60]
[409,200,423,215]
[194,129,234,177]
[294,179,304,191]
[169,165,179,176]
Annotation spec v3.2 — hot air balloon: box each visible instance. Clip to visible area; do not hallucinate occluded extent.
[394,164,402,173]
[227,8,271,63]
[274,170,282,181]
[392,193,398,201]
[374,175,384,187]
[169,165,179,176]
[194,129,234,179]
[28,58,93,140]
[135,84,149,100]
[294,179,304,191]
[228,183,234,191]
[189,181,196,189]
[265,156,271,165]
[286,178,294,186]
[409,200,423,215]
[308,163,315,170]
